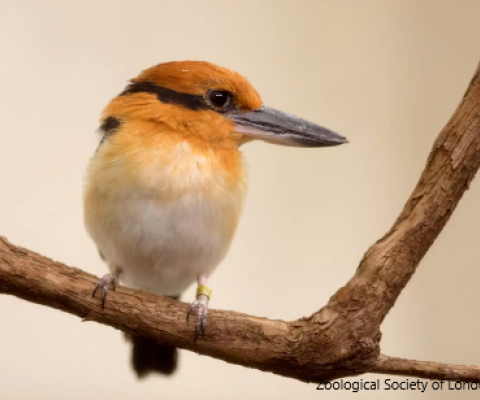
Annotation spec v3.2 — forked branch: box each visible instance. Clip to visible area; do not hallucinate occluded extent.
[1,61,479,383]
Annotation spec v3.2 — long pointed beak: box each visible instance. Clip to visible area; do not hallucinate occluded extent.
[229,105,347,147]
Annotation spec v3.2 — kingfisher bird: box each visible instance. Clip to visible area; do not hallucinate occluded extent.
[84,60,347,378]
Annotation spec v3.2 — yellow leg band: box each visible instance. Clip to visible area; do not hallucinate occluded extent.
[196,285,212,300]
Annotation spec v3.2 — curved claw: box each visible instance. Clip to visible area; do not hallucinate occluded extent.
[199,314,207,337]
[186,301,198,322]
[102,286,108,309]
[92,282,100,298]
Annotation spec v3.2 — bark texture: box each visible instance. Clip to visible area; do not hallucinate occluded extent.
[1,61,480,383]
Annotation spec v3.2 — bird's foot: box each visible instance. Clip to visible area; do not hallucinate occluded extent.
[187,297,209,341]
[92,273,117,309]
[186,285,212,342]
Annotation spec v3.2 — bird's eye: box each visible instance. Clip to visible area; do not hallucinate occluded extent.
[206,90,232,110]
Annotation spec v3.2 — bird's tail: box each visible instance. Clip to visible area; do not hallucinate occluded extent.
[125,294,180,378]
[126,335,178,378]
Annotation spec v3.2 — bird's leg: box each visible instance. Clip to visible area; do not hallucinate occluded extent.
[186,273,211,342]
[92,266,122,309]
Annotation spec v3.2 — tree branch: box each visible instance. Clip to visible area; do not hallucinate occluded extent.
[373,355,480,382]
[1,61,479,383]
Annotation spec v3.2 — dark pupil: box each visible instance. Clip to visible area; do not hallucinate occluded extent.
[210,91,229,108]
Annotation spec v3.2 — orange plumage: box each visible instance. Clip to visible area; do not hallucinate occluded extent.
[134,61,262,109]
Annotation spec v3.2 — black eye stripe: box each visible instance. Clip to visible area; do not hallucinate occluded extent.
[120,81,213,111]
[99,84,233,147]
[98,116,122,145]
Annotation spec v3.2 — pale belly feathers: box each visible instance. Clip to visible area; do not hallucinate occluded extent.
[84,138,246,296]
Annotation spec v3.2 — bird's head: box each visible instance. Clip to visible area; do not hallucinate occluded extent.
[102,60,347,148]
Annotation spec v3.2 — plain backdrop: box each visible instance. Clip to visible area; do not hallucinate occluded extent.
[1,0,480,399]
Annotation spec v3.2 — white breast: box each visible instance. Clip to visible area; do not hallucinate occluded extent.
[84,140,247,296]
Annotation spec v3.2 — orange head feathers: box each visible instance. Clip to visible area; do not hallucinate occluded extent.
[133,61,262,111]
[100,60,347,148]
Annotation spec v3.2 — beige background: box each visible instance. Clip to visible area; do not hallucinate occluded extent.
[1,0,480,399]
